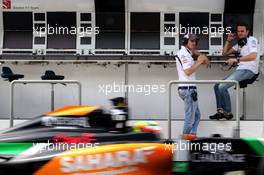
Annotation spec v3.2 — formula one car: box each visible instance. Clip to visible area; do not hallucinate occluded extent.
[0,97,263,175]
[0,98,172,175]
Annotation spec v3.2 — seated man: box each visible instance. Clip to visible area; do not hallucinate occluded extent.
[210,22,260,120]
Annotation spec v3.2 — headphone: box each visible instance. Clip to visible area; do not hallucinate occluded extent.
[238,37,247,47]
[182,34,189,45]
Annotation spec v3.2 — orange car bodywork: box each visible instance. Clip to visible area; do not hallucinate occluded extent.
[34,143,173,175]
[47,106,98,116]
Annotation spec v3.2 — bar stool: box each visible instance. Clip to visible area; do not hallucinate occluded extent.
[41,70,65,110]
[239,73,259,120]
[41,70,64,80]
[1,67,24,82]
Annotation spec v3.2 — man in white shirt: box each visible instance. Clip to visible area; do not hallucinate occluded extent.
[176,34,209,140]
[210,22,260,120]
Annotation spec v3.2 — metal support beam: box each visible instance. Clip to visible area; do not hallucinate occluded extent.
[10,80,82,127]
[168,80,240,139]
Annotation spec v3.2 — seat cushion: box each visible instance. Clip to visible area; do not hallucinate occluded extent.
[41,70,64,80]
[239,73,259,88]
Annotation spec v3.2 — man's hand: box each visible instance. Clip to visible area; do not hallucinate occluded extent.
[226,58,238,66]
[227,33,236,42]
[185,55,210,76]
[223,34,237,55]
[197,54,210,67]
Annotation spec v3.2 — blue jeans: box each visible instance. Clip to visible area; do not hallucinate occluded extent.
[178,89,201,134]
[214,69,255,113]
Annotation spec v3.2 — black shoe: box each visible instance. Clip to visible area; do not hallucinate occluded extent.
[209,112,225,120]
[224,113,233,120]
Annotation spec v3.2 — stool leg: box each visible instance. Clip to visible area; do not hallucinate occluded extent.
[241,88,246,120]
[244,88,246,120]
[51,83,55,111]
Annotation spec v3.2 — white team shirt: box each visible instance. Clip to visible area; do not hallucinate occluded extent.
[176,46,196,87]
[232,36,260,74]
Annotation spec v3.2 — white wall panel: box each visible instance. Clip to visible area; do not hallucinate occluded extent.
[2,0,94,12]
[128,0,224,12]
[0,63,262,120]
[0,63,125,118]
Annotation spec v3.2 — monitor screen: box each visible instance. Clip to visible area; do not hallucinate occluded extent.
[96,12,125,49]
[47,12,77,49]
[3,12,33,49]
[179,12,209,50]
[130,12,160,50]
